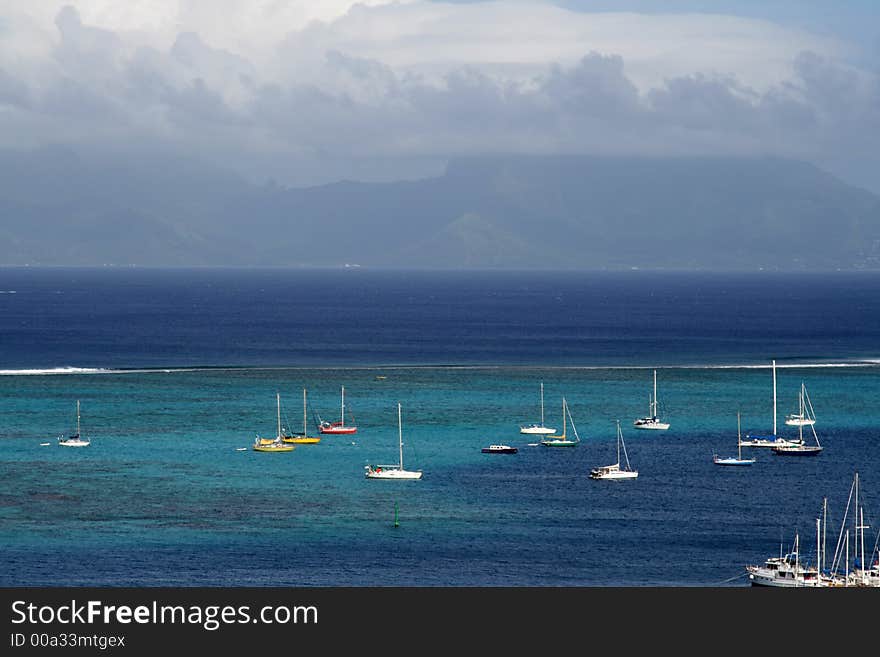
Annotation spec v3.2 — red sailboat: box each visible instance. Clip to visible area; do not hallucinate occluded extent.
[316,386,358,435]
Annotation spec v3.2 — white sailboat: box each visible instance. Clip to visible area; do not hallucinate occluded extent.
[772,416,823,455]
[773,381,823,455]
[540,397,580,447]
[827,472,879,587]
[58,400,90,447]
[713,412,756,466]
[365,403,423,480]
[785,381,816,427]
[590,420,638,480]
[632,369,669,430]
[520,382,556,434]
[253,393,295,452]
[740,360,803,448]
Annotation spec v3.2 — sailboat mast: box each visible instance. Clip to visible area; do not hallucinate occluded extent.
[737,411,742,459]
[617,421,621,466]
[562,397,567,437]
[76,400,81,435]
[341,386,345,426]
[798,408,803,444]
[822,497,827,574]
[800,382,805,421]
[277,392,281,438]
[398,402,404,469]
[855,472,859,572]
[860,507,866,578]
[303,388,307,435]
[540,382,545,426]
[653,370,658,417]
[772,359,777,437]
[816,517,821,577]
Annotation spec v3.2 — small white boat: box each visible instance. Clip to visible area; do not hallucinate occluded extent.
[713,412,756,466]
[482,444,517,454]
[785,381,817,427]
[58,400,91,447]
[365,403,422,480]
[773,393,822,456]
[632,370,670,430]
[520,382,556,435]
[590,420,638,480]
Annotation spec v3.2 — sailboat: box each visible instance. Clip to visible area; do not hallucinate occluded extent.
[632,369,669,430]
[316,386,358,435]
[827,473,880,587]
[540,397,580,447]
[58,400,90,447]
[364,403,422,480]
[713,412,756,466]
[590,420,638,480]
[520,382,556,435]
[785,381,816,427]
[740,360,803,448]
[772,395,823,456]
[282,388,321,444]
[253,393,295,452]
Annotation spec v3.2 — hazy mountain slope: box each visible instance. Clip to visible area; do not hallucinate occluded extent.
[1,149,877,269]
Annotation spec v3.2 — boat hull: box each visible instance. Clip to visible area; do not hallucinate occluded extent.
[740,436,803,448]
[772,446,823,456]
[365,467,422,480]
[520,426,556,435]
[283,436,321,444]
[713,456,755,466]
[633,419,669,430]
[590,470,638,480]
[319,425,357,435]
[482,446,517,454]
[747,568,821,587]
[253,439,295,452]
[540,440,578,447]
[785,418,816,427]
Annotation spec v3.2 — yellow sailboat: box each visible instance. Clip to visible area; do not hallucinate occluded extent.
[282,388,322,444]
[253,393,295,452]
[540,397,581,447]
[253,438,293,453]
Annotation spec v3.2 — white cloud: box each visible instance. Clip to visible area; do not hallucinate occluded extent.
[0,0,874,188]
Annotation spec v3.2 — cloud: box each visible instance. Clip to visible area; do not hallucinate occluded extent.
[0,1,876,188]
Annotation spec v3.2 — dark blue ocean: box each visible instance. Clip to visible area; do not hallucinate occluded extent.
[1,267,878,586]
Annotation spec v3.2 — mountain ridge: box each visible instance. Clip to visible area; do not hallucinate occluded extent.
[1,149,877,270]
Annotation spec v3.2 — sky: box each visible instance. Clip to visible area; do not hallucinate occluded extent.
[0,0,878,191]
